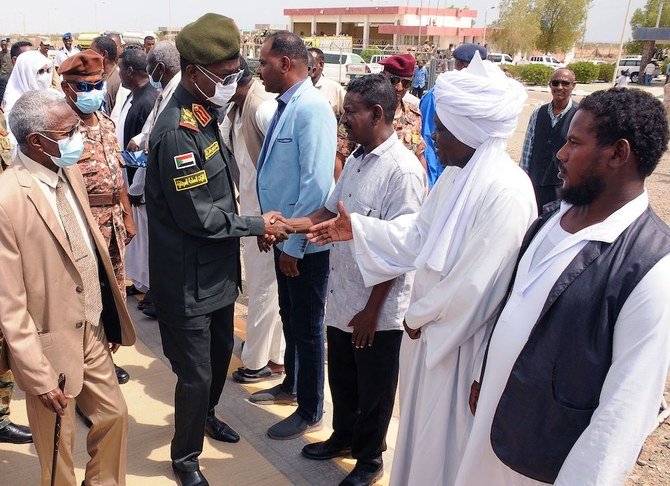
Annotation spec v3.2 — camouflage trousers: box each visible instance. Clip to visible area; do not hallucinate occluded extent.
[0,369,13,429]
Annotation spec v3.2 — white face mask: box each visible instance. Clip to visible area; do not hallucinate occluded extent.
[36,71,51,89]
[194,65,239,107]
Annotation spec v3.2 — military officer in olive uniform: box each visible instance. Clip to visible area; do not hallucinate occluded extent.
[145,13,293,486]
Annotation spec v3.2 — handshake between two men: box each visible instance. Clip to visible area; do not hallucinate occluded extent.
[257,203,354,278]
[259,202,353,253]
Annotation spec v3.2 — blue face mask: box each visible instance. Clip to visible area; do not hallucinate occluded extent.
[149,63,163,91]
[40,132,85,168]
[74,89,105,114]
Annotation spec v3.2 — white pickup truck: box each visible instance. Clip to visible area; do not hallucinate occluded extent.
[345,54,390,81]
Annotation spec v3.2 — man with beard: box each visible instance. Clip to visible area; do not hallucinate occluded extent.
[520,68,578,212]
[460,88,670,485]
[307,53,536,486]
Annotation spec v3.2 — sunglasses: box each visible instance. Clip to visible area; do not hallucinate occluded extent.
[197,65,244,86]
[68,80,105,92]
[550,80,573,87]
[389,76,413,88]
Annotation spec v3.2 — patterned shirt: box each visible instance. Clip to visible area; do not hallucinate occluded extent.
[520,99,574,172]
[337,99,426,161]
[76,112,127,251]
[325,133,427,332]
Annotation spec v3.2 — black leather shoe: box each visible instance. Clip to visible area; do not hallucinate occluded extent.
[302,438,351,460]
[0,421,32,444]
[172,463,209,486]
[115,365,130,384]
[76,405,93,428]
[205,412,240,443]
[339,461,384,486]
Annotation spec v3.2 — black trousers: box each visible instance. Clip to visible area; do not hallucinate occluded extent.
[327,326,403,464]
[157,304,235,472]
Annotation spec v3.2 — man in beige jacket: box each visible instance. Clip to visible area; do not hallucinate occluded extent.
[0,90,136,486]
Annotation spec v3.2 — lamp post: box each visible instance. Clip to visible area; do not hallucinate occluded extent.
[483,6,496,46]
[612,0,634,85]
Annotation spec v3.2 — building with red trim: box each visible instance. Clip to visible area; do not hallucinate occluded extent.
[284,6,484,49]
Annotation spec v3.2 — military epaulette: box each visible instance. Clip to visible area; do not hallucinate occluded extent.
[179,107,200,132]
[192,104,212,128]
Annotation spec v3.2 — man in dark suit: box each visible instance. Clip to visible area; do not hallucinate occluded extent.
[145,13,293,486]
[118,47,158,183]
[117,47,159,323]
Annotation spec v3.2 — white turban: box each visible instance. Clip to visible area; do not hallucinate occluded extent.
[414,53,527,275]
[2,50,55,115]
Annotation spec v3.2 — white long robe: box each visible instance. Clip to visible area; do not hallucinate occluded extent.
[221,98,284,369]
[455,192,670,486]
[351,159,536,485]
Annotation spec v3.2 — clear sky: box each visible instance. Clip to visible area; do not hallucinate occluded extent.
[0,0,648,44]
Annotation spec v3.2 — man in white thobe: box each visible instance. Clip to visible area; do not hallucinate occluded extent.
[125,42,181,306]
[221,62,285,381]
[457,88,670,486]
[308,53,537,485]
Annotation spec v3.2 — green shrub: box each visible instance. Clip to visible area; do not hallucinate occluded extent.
[360,47,382,63]
[566,61,599,83]
[598,63,615,82]
[502,64,522,79]
[520,64,554,85]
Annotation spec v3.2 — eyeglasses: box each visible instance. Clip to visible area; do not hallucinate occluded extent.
[550,80,573,87]
[388,76,413,88]
[197,65,244,86]
[68,80,105,92]
[40,124,80,139]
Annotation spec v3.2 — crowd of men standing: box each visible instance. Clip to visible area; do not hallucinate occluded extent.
[0,11,670,486]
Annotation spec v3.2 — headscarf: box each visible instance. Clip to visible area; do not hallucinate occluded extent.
[2,50,55,115]
[413,52,527,275]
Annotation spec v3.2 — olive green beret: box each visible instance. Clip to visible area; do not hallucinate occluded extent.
[176,13,240,65]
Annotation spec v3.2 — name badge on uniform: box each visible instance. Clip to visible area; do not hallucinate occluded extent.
[204,141,219,161]
[174,152,197,170]
[173,170,208,191]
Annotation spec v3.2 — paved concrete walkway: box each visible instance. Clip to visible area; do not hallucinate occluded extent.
[0,296,399,485]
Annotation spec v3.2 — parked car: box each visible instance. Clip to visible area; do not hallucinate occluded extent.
[323,51,368,85]
[367,54,391,73]
[617,56,660,84]
[529,55,565,69]
[488,53,514,65]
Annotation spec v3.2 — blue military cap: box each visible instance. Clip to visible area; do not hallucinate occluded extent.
[62,32,72,40]
[453,43,488,63]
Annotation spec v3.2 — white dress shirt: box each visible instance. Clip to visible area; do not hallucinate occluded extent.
[455,191,670,486]
[19,151,95,257]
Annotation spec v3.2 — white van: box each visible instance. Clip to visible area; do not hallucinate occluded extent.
[529,55,565,69]
[488,53,514,65]
[322,51,367,85]
[617,56,660,84]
